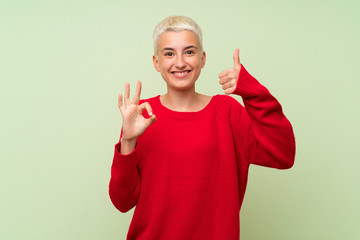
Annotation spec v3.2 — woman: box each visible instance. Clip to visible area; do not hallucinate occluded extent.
[109,15,295,240]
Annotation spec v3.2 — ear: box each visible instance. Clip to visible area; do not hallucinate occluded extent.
[153,55,160,72]
[201,51,206,68]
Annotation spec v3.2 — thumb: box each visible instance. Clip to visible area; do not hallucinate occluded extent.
[233,48,241,70]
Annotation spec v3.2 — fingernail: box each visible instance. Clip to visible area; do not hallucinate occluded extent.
[149,112,153,116]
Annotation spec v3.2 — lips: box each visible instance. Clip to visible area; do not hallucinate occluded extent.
[171,70,191,79]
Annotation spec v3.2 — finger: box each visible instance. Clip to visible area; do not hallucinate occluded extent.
[222,80,237,90]
[132,80,142,105]
[218,69,231,78]
[124,82,131,107]
[219,71,237,84]
[219,75,231,85]
[233,48,241,71]
[145,114,157,128]
[118,93,124,113]
[224,85,236,95]
[139,102,154,116]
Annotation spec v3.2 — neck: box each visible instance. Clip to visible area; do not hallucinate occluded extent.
[161,87,200,112]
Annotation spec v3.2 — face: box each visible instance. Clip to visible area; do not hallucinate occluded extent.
[153,30,206,92]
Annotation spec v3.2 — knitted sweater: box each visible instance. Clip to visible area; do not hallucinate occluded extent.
[109,64,296,240]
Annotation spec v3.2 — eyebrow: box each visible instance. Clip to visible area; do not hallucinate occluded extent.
[160,45,198,52]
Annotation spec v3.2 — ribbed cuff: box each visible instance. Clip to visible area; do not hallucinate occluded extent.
[112,142,138,176]
[232,64,270,98]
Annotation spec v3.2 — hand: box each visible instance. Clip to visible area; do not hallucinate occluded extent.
[118,81,156,142]
[218,49,242,95]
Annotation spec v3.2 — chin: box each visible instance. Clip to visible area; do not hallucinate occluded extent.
[166,81,196,91]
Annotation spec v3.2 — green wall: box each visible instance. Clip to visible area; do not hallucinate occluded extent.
[1,0,359,239]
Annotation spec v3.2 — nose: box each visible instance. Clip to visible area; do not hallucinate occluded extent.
[175,55,186,69]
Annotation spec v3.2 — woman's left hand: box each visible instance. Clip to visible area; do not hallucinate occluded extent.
[218,49,241,95]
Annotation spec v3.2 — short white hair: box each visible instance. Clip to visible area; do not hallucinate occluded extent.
[153,16,203,57]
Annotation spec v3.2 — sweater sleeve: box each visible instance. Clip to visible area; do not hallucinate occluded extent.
[108,128,141,213]
[230,64,296,169]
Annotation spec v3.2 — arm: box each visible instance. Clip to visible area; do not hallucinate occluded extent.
[230,64,295,169]
[109,130,140,213]
[219,49,295,169]
[108,81,156,212]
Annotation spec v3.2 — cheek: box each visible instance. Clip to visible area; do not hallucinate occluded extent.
[192,59,203,69]
[159,60,172,71]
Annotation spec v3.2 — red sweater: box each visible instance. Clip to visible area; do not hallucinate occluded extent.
[109,64,295,240]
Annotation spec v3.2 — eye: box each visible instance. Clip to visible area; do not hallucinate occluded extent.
[164,52,174,56]
[185,50,195,55]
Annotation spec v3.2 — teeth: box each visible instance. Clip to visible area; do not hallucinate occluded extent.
[174,71,188,76]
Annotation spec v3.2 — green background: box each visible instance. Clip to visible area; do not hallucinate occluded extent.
[1,0,359,239]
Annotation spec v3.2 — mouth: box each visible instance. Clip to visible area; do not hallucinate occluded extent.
[171,70,191,79]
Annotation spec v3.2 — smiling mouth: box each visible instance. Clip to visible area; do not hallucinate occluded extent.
[172,70,191,78]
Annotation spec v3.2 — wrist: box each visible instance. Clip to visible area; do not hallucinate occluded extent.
[121,137,137,144]
[120,137,137,155]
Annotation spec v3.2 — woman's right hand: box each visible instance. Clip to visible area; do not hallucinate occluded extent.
[118,81,156,143]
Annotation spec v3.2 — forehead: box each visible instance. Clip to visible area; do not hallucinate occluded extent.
[157,30,200,49]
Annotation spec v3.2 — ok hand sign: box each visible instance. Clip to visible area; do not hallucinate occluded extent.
[218,49,242,95]
[118,81,156,142]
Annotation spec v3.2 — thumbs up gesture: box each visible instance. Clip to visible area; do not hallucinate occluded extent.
[218,49,242,95]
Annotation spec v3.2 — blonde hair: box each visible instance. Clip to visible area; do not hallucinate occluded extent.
[153,16,203,57]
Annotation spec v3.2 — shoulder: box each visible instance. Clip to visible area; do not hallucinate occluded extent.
[139,95,159,105]
[211,94,245,122]
[213,95,250,129]
[213,94,243,109]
